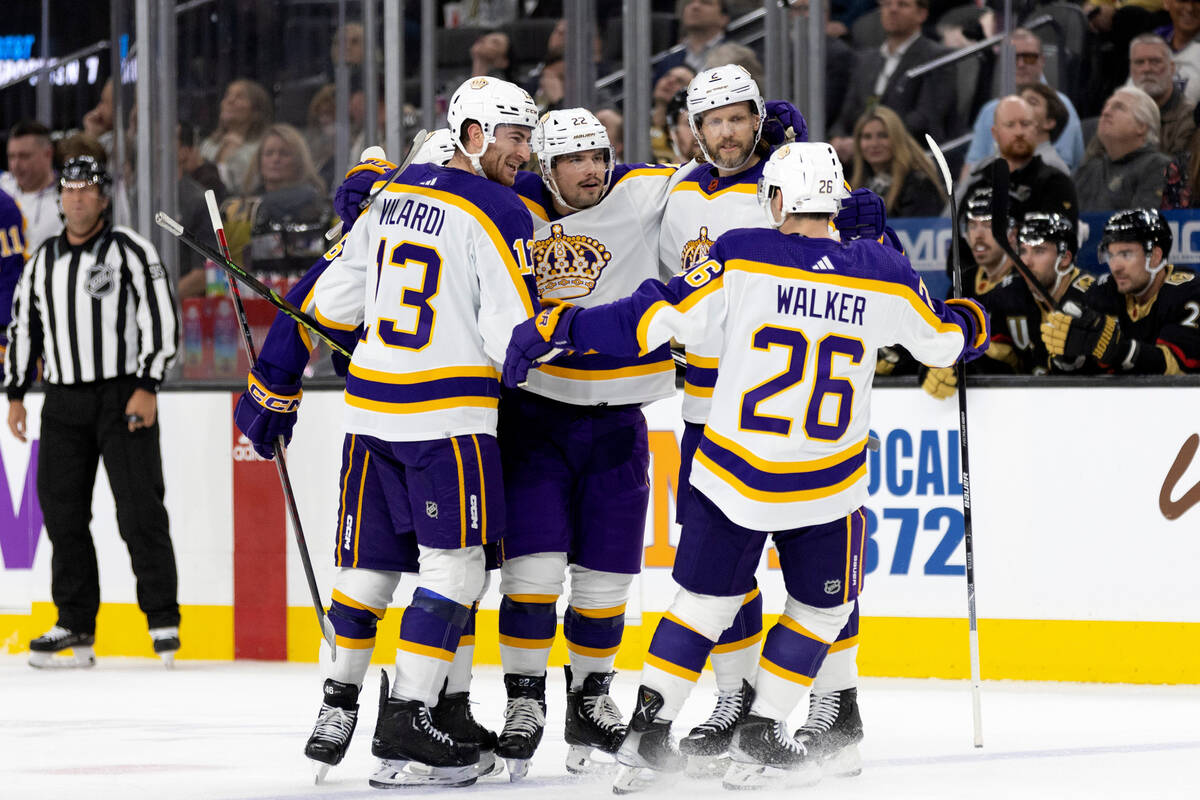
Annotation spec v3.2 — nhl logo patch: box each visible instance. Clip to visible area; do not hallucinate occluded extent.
[85,263,116,298]
[425,501,439,519]
[824,579,842,595]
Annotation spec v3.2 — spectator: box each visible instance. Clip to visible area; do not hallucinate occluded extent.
[650,66,696,163]
[179,121,226,203]
[830,0,955,161]
[176,124,224,299]
[1127,33,1196,158]
[704,42,764,87]
[847,105,946,216]
[5,156,181,669]
[220,123,332,273]
[1043,208,1200,373]
[470,30,513,81]
[963,29,1086,175]
[828,0,879,39]
[595,109,625,161]
[1017,82,1072,175]
[666,87,703,162]
[304,84,337,189]
[654,0,731,80]
[81,78,114,159]
[1074,86,1171,211]
[330,21,365,72]
[199,78,274,195]
[1,120,61,254]
[1156,0,1200,105]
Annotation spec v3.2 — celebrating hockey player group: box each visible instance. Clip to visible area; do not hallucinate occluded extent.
[233,65,990,791]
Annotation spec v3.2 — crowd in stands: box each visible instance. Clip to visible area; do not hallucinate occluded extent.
[3,0,1200,381]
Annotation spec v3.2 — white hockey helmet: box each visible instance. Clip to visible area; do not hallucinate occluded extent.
[532,108,615,211]
[446,76,539,171]
[757,142,850,228]
[686,64,765,168]
[411,129,457,166]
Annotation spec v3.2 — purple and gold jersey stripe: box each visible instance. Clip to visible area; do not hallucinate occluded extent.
[695,430,867,503]
[683,351,719,400]
[636,275,724,354]
[537,348,674,381]
[345,364,500,415]
[669,180,758,199]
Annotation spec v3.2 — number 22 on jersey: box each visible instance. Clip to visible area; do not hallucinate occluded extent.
[739,324,865,441]
[374,239,442,350]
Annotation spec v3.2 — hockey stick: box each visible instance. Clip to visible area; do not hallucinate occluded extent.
[324,129,429,241]
[204,191,338,659]
[987,159,1059,311]
[926,134,984,748]
[155,212,351,359]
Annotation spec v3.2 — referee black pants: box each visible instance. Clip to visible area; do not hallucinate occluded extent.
[37,377,179,636]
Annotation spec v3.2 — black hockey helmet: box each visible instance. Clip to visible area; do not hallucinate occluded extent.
[1019,212,1077,257]
[1099,208,1172,262]
[961,185,1012,236]
[59,155,112,196]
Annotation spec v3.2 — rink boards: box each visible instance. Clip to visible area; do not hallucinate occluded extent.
[1,386,1198,684]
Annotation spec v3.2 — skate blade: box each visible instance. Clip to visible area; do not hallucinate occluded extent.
[369,758,478,788]
[822,743,862,778]
[612,764,679,795]
[312,762,331,784]
[721,760,821,791]
[476,750,505,779]
[504,757,531,782]
[684,754,730,779]
[29,646,96,669]
[565,744,618,776]
[159,651,176,669]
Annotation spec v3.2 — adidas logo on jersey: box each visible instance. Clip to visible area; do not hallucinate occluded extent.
[532,223,612,299]
[811,256,835,271]
[420,177,437,186]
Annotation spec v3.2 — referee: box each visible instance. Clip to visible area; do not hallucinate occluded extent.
[4,156,182,668]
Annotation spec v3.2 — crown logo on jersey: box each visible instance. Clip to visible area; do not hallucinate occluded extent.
[679,226,716,271]
[531,223,612,299]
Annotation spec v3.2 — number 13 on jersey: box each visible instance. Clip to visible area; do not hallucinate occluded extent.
[374,239,443,350]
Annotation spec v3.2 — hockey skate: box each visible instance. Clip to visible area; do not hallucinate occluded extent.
[433,685,503,779]
[563,666,625,775]
[723,714,821,790]
[793,687,864,777]
[28,626,95,669]
[678,680,753,778]
[369,671,479,789]
[149,626,180,668]
[304,679,359,784]
[611,685,684,795]
[495,673,547,781]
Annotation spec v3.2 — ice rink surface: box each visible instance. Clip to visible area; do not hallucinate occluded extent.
[1,656,1197,800]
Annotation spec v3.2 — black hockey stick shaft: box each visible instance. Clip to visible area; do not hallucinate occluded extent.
[987,159,1059,311]
[154,212,351,358]
[202,193,338,658]
[926,135,984,748]
[324,129,429,241]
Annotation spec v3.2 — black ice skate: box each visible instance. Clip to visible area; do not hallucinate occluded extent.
[305,679,359,784]
[723,714,821,790]
[433,684,502,779]
[370,670,479,788]
[792,687,864,777]
[494,673,547,781]
[149,626,181,668]
[563,665,626,775]
[678,679,753,777]
[611,685,684,795]
[28,626,95,669]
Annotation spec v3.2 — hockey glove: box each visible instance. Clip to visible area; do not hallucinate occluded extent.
[763,101,809,146]
[503,301,580,388]
[1041,302,1123,364]
[335,156,398,232]
[921,366,957,399]
[835,188,887,242]
[233,369,303,459]
[945,297,991,362]
[876,346,902,376]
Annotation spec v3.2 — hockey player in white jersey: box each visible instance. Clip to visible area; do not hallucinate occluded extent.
[492,109,684,779]
[308,75,539,788]
[503,143,989,792]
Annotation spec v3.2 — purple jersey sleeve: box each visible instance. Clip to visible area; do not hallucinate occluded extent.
[0,191,26,346]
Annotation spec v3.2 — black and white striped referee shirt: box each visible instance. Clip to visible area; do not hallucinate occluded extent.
[4,224,179,398]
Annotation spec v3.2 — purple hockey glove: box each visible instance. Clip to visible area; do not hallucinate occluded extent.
[945,298,992,363]
[334,157,397,233]
[835,187,887,242]
[233,369,303,459]
[762,100,809,145]
[503,302,580,388]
